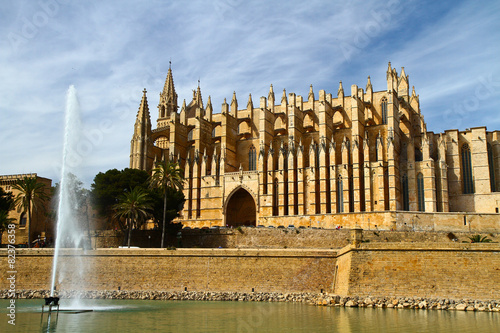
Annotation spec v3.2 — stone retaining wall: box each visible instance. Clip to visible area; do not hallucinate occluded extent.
[0,248,337,293]
[334,243,500,300]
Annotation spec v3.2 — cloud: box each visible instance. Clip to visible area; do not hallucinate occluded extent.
[0,0,499,187]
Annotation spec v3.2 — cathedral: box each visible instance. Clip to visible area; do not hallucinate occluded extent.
[130,63,500,229]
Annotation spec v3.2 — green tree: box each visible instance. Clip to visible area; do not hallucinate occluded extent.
[0,211,15,245]
[113,186,153,248]
[469,235,493,243]
[91,168,151,230]
[0,187,15,245]
[0,187,14,212]
[149,160,184,248]
[12,176,49,248]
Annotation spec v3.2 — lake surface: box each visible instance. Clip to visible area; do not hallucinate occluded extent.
[1,299,499,332]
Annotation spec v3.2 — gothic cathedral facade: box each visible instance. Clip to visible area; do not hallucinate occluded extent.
[130,63,500,228]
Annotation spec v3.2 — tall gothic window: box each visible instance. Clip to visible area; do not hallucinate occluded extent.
[20,213,27,227]
[273,178,279,216]
[461,143,474,194]
[417,173,425,212]
[348,176,354,212]
[488,143,496,192]
[402,174,409,211]
[248,145,257,171]
[381,98,388,125]
[187,130,193,142]
[375,136,380,162]
[337,175,344,213]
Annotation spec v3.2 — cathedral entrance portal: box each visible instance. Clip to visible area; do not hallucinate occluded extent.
[225,188,256,227]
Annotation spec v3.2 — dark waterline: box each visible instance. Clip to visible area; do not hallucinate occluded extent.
[1,299,499,333]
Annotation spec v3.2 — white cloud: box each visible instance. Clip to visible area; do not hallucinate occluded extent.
[1,0,499,187]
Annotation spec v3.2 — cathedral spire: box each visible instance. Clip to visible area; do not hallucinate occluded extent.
[268,84,275,100]
[366,76,372,91]
[158,64,178,120]
[130,88,152,171]
[206,95,213,122]
[137,88,150,121]
[308,84,315,101]
[268,84,275,112]
[195,82,203,109]
[247,93,253,110]
[231,91,238,117]
[281,88,287,104]
[338,81,344,97]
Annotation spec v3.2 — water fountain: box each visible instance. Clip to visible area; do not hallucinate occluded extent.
[45,85,89,313]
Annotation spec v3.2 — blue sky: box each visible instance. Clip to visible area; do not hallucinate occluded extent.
[1,0,499,187]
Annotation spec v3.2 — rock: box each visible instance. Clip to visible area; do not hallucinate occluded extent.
[456,304,467,311]
[465,306,475,311]
[345,300,357,307]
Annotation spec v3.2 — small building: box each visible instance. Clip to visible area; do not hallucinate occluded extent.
[0,173,52,246]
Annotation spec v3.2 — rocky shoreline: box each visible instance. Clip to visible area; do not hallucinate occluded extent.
[2,290,499,312]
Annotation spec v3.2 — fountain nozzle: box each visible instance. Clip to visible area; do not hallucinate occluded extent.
[44,297,60,306]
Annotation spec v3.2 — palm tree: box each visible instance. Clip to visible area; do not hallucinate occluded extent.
[113,186,153,248]
[0,211,15,245]
[149,160,184,248]
[469,235,493,243]
[12,176,49,248]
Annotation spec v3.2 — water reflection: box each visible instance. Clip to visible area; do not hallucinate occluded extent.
[2,299,499,333]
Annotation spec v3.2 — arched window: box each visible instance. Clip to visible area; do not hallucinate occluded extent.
[417,173,425,212]
[402,174,409,211]
[488,143,496,192]
[248,145,256,171]
[337,175,344,213]
[461,143,474,194]
[19,212,27,227]
[187,130,193,142]
[381,98,388,125]
[212,128,216,137]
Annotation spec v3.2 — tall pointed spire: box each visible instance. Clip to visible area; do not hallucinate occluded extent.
[230,91,238,117]
[206,95,213,122]
[366,76,372,91]
[158,63,178,120]
[130,88,152,171]
[247,93,253,110]
[138,88,150,121]
[268,84,275,112]
[195,82,203,109]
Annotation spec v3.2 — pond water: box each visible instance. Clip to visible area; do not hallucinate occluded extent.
[1,299,499,332]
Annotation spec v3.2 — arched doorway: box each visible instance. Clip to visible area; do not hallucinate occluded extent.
[225,188,256,227]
